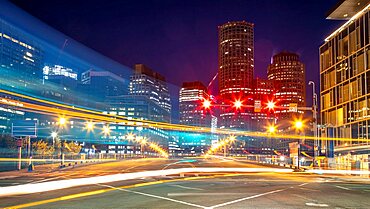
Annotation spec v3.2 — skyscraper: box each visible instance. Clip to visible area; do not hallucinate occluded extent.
[218,21,254,130]
[130,64,171,115]
[268,51,305,122]
[179,81,210,126]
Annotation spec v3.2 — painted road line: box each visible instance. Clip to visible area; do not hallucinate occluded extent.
[206,189,284,209]
[305,202,329,207]
[5,173,236,209]
[0,176,17,180]
[335,185,351,191]
[100,184,206,209]
[0,167,292,197]
[298,182,308,187]
[169,184,204,191]
[168,193,247,197]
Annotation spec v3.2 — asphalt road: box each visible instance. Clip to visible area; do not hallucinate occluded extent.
[1,158,370,208]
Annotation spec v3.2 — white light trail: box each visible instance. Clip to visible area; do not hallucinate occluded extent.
[0,167,292,197]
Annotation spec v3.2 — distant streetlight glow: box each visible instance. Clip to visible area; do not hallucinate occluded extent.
[126,133,135,141]
[86,121,94,131]
[294,120,304,130]
[51,132,58,138]
[58,117,66,125]
[268,125,276,134]
[103,125,110,135]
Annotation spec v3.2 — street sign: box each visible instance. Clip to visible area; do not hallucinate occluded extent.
[288,103,298,112]
[254,100,261,112]
[11,120,37,138]
[289,142,298,158]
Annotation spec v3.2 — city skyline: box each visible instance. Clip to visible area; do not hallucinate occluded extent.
[11,0,340,105]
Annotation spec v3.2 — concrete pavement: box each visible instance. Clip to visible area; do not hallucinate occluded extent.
[1,158,370,208]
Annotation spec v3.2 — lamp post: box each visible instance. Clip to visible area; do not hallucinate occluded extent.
[309,81,318,167]
[294,120,304,170]
[58,117,66,166]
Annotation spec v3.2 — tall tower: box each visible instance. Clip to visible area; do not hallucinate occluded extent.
[267,52,305,122]
[218,21,254,130]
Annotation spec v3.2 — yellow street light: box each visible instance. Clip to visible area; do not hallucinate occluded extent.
[141,137,148,145]
[268,125,276,134]
[294,120,304,130]
[86,121,94,131]
[126,133,135,141]
[228,135,236,142]
[58,117,66,125]
[103,125,110,135]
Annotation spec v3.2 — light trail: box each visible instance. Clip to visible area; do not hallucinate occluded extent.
[0,158,115,163]
[0,167,293,197]
[149,143,169,158]
[4,173,243,209]
[1,88,370,143]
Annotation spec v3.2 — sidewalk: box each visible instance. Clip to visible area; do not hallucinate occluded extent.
[0,158,116,179]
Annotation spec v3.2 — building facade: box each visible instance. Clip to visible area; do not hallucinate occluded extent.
[218,21,254,130]
[179,81,211,127]
[252,78,275,131]
[268,51,305,122]
[81,70,126,101]
[320,0,370,170]
[130,64,171,115]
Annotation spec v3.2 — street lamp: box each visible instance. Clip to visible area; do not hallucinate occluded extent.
[86,121,94,131]
[58,117,66,126]
[57,117,67,166]
[268,125,276,134]
[51,132,57,146]
[294,119,304,170]
[309,80,318,167]
[103,125,110,136]
[294,120,304,130]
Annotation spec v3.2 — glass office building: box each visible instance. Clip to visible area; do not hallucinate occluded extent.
[320,1,370,170]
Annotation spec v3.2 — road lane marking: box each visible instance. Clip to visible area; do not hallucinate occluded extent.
[299,187,320,192]
[168,193,246,197]
[4,173,236,208]
[169,184,204,191]
[298,182,308,187]
[305,202,329,207]
[335,185,351,191]
[0,176,17,180]
[206,189,284,209]
[100,184,206,209]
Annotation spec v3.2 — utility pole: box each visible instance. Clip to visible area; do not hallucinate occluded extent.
[309,81,318,167]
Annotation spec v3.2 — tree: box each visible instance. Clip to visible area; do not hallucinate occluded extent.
[32,140,54,157]
[64,141,81,154]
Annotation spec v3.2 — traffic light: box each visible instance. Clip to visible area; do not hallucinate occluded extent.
[202,99,211,109]
[233,99,243,109]
[267,100,275,111]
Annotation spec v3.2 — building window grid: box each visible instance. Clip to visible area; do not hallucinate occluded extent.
[321,10,370,144]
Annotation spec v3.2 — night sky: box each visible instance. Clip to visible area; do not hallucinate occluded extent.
[11,0,342,104]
